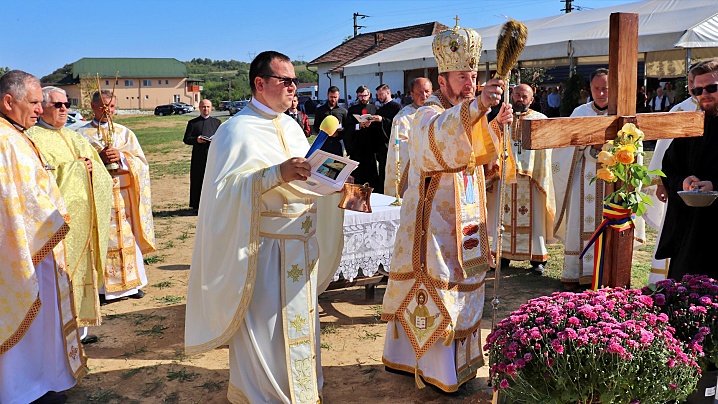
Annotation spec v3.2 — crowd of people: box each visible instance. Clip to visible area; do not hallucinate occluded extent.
[2,20,717,404]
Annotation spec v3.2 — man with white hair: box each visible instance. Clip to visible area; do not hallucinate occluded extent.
[27,86,113,345]
[383,77,433,198]
[0,70,86,404]
[381,23,513,392]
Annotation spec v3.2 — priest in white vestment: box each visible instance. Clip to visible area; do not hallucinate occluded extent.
[77,91,156,302]
[184,51,344,404]
[383,77,432,198]
[0,70,86,404]
[643,71,700,284]
[487,84,556,274]
[553,69,645,290]
[381,24,513,392]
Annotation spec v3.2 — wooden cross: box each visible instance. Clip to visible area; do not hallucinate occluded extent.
[521,12,704,288]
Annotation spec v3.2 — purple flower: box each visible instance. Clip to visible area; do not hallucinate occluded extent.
[654,294,666,306]
[499,379,510,389]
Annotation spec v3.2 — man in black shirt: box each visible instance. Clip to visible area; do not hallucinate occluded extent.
[183,99,221,210]
[313,86,348,155]
[346,85,379,188]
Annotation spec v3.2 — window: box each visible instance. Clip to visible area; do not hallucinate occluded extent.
[124,80,134,86]
[142,80,152,86]
[105,80,109,86]
[173,95,180,103]
[70,98,78,106]
[165,80,169,85]
[158,80,161,85]
[145,95,149,99]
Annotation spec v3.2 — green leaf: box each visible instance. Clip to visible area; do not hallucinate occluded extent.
[647,169,665,177]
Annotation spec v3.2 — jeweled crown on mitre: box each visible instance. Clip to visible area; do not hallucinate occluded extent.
[432,22,482,73]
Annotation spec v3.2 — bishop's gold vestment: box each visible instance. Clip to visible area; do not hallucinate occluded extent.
[382,92,498,392]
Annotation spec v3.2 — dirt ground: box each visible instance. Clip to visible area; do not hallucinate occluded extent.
[63,146,564,403]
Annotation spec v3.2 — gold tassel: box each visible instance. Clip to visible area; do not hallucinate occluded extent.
[443,326,455,347]
[393,320,399,339]
[414,362,426,389]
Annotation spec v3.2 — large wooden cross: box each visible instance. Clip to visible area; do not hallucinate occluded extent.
[521,12,704,288]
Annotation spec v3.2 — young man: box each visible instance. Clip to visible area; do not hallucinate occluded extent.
[286,94,311,137]
[184,51,344,404]
[313,86,348,156]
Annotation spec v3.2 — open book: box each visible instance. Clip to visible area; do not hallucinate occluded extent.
[353,113,373,123]
[292,150,358,196]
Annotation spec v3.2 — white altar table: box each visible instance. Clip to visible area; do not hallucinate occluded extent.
[332,193,401,283]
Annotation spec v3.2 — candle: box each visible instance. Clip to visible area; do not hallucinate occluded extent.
[395,137,400,165]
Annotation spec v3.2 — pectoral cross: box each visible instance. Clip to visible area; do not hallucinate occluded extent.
[521,13,704,288]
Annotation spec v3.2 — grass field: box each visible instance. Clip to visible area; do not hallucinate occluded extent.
[119,113,657,289]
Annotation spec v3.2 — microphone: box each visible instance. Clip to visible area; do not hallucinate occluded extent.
[305,115,339,157]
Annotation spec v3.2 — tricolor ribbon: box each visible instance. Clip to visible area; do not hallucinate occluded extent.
[579,201,635,290]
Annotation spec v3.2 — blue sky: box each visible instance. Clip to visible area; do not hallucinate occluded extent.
[1,0,634,78]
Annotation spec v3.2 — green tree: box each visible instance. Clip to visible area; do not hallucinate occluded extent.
[40,63,73,84]
[560,71,586,117]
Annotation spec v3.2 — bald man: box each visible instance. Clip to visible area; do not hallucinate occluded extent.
[183,99,221,210]
[487,83,556,275]
[384,77,433,197]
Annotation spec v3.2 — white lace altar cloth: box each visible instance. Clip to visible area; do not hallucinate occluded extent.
[334,193,401,281]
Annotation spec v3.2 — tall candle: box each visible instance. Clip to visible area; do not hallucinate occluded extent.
[395,137,400,164]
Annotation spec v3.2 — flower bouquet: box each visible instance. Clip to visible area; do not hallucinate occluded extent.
[592,122,663,216]
[644,275,718,371]
[485,288,700,403]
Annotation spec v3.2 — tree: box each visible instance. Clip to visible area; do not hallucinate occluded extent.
[40,63,73,84]
[560,71,585,117]
[515,67,554,88]
[0,67,9,77]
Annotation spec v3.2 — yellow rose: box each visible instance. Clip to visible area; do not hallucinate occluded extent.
[618,123,645,142]
[615,144,637,164]
[596,166,616,182]
[597,150,617,166]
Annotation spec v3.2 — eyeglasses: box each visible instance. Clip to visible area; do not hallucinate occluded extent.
[357,94,370,99]
[49,101,71,109]
[691,83,718,96]
[264,75,299,87]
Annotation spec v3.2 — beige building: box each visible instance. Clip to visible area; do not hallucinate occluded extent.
[56,58,202,110]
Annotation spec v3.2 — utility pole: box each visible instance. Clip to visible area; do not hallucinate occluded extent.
[561,0,573,13]
[354,12,368,37]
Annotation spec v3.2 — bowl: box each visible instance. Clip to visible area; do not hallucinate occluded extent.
[677,190,718,207]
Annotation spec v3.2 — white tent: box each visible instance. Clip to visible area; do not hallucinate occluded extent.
[343,0,718,79]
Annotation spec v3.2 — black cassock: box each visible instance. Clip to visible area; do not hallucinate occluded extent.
[183,116,221,209]
[656,114,718,280]
[374,101,401,194]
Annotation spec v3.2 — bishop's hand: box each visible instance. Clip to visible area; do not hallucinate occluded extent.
[481,78,505,108]
[280,157,311,182]
[495,103,514,125]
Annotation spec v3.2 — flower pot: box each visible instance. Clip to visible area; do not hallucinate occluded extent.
[685,367,718,404]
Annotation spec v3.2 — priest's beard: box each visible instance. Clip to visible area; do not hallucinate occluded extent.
[511,100,529,113]
[442,83,475,105]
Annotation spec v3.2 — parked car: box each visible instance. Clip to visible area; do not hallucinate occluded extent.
[217,101,232,111]
[154,104,175,116]
[171,103,192,115]
[228,100,248,116]
[175,102,194,112]
[68,110,84,122]
[65,115,85,131]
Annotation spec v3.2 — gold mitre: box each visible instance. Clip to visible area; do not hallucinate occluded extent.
[432,22,482,73]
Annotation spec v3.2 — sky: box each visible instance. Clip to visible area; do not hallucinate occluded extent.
[1,0,637,79]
